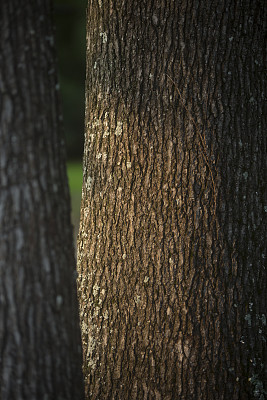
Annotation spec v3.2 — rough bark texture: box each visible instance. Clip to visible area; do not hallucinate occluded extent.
[78,0,266,398]
[0,1,84,399]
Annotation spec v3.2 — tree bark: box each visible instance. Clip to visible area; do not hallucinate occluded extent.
[78,0,266,398]
[0,1,84,399]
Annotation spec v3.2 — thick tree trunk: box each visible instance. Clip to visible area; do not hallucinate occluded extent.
[0,1,84,399]
[78,0,266,398]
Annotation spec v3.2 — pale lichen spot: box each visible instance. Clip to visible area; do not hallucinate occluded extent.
[115,121,123,136]
[103,311,109,320]
[144,276,149,283]
[126,161,132,169]
[81,321,88,334]
[118,187,123,193]
[89,133,95,142]
[100,32,108,43]
[93,306,100,317]
[96,152,102,160]
[134,295,141,305]
[257,314,266,326]
[248,374,265,398]
[176,196,182,207]
[92,119,100,129]
[229,36,234,41]
[56,295,63,309]
[86,176,92,190]
[122,253,126,260]
[264,206,267,213]
[245,314,252,326]
[243,171,248,179]
[87,335,97,369]
[92,284,100,297]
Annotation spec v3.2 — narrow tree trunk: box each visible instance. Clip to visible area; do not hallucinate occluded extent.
[0,2,84,399]
[78,0,266,398]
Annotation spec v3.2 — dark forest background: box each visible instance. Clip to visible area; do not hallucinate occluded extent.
[54,0,86,239]
[54,0,86,161]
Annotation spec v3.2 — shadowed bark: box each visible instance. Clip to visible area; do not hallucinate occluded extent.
[0,1,84,399]
[78,0,266,398]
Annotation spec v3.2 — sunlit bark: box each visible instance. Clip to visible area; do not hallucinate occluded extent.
[78,0,266,398]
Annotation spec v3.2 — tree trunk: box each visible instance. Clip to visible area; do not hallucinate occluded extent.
[78,0,266,398]
[0,1,84,399]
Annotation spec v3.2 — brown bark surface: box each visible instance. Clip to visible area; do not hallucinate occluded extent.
[0,1,84,399]
[78,0,266,398]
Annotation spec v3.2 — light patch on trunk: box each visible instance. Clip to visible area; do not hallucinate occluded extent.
[115,121,123,136]
[100,32,107,43]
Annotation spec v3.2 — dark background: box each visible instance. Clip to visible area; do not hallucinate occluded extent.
[53,0,86,239]
[54,0,86,161]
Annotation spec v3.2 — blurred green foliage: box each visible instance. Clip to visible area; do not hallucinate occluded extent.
[67,161,83,192]
[54,0,86,160]
[67,161,83,240]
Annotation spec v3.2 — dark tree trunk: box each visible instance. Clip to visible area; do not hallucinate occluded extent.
[0,1,84,399]
[78,0,266,398]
